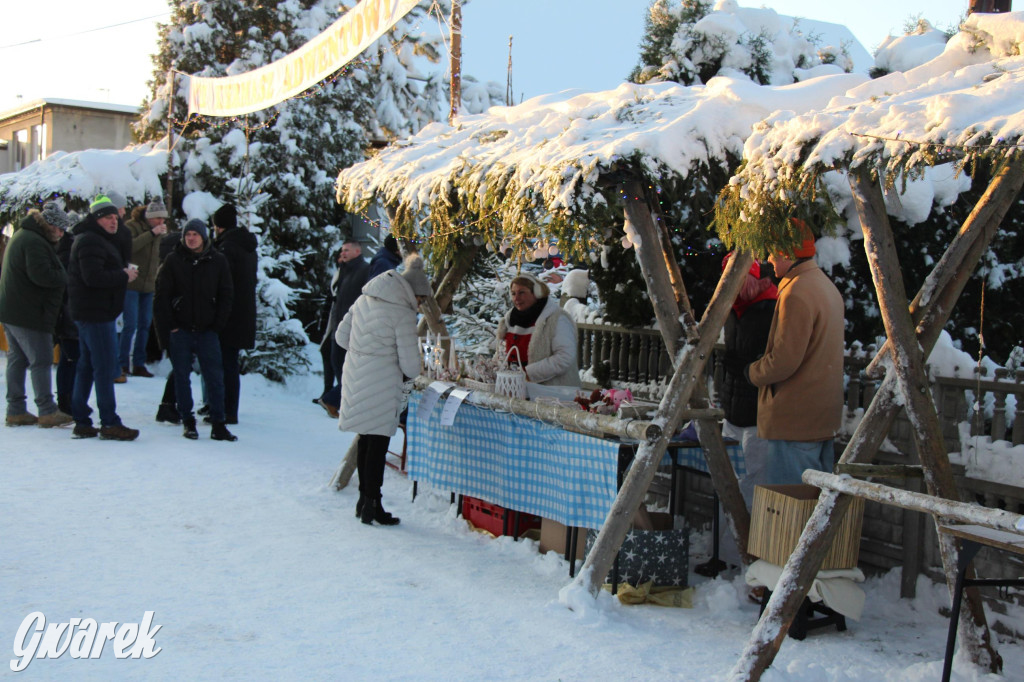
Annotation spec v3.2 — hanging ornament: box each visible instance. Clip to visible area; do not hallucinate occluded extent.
[547,244,559,257]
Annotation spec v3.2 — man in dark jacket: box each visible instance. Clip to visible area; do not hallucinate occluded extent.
[0,203,73,428]
[155,218,236,441]
[367,234,401,280]
[67,195,140,440]
[212,204,257,424]
[318,239,369,416]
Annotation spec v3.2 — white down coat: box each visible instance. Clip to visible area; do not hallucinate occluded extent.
[335,269,422,436]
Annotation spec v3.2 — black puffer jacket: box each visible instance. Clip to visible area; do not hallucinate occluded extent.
[154,239,234,349]
[325,257,370,344]
[214,226,258,350]
[720,298,776,428]
[67,215,130,323]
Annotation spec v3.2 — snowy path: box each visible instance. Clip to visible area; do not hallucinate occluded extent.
[1,357,1019,681]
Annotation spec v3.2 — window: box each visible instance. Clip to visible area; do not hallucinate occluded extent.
[14,129,29,171]
[33,124,46,161]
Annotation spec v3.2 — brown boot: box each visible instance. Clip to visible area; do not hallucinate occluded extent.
[99,424,140,441]
[131,365,154,378]
[38,410,74,428]
[5,412,38,427]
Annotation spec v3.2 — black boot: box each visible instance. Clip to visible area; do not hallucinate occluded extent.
[211,422,238,442]
[373,499,400,526]
[356,494,366,518]
[156,403,181,425]
[183,418,198,440]
[360,498,375,525]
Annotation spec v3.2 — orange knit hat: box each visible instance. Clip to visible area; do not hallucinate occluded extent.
[788,218,816,259]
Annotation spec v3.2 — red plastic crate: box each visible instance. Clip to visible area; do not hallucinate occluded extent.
[463,496,540,539]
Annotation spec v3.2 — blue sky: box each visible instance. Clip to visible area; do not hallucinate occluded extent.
[0,0,972,113]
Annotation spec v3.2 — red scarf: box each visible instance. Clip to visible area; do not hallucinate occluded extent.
[731,275,778,319]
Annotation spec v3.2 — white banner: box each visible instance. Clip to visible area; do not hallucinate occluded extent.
[186,0,421,117]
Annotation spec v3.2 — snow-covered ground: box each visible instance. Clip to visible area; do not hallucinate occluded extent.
[3,351,1022,681]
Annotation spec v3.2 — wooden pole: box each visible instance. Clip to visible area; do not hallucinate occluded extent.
[850,171,1001,674]
[448,0,462,125]
[573,252,750,598]
[164,70,175,211]
[805,470,1024,530]
[330,437,359,490]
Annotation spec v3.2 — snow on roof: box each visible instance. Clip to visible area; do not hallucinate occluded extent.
[0,97,140,121]
[714,12,1024,254]
[0,143,167,221]
[336,72,865,252]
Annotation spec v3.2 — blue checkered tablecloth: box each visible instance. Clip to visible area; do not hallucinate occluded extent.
[407,392,622,529]
[670,441,746,476]
[406,392,747,528]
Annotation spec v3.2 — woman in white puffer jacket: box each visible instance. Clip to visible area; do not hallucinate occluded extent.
[336,254,429,526]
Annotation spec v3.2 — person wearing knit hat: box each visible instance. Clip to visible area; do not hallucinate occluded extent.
[0,206,73,428]
[105,191,128,218]
[212,202,258,425]
[181,218,209,244]
[212,203,237,231]
[492,270,579,388]
[400,253,431,297]
[155,215,236,441]
[88,195,119,220]
[40,202,71,232]
[146,198,169,220]
[746,217,845,489]
[119,197,170,378]
[334,253,427,526]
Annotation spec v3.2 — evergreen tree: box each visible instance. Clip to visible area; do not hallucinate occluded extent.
[136,0,500,380]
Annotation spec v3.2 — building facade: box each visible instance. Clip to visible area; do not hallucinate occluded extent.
[0,98,139,175]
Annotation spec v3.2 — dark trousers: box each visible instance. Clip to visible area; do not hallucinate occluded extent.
[168,330,225,423]
[56,337,79,414]
[72,320,121,427]
[220,340,241,422]
[320,342,346,407]
[357,434,389,500]
[319,338,334,395]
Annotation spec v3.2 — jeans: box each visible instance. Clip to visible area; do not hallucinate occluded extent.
[56,337,79,414]
[169,329,226,423]
[73,320,122,427]
[4,323,58,417]
[220,339,241,422]
[119,290,154,370]
[762,438,835,487]
[320,343,346,407]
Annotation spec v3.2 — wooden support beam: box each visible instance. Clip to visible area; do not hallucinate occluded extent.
[330,436,359,490]
[416,243,480,337]
[731,162,1024,680]
[573,250,751,598]
[804,470,1024,531]
[836,463,924,479]
[851,171,1001,674]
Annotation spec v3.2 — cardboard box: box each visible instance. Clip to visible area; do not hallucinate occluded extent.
[539,518,588,561]
[585,512,689,587]
[748,484,865,570]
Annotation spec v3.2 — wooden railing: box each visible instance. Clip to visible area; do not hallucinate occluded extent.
[577,324,1024,450]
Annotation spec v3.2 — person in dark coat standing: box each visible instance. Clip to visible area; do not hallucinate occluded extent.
[155,219,236,441]
[719,254,778,507]
[212,204,257,425]
[0,203,73,428]
[54,210,82,415]
[318,239,369,416]
[67,195,140,441]
[367,234,401,280]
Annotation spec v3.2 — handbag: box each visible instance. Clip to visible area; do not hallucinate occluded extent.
[494,346,527,399]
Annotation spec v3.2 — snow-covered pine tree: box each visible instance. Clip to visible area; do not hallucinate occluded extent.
[136,0,501,380]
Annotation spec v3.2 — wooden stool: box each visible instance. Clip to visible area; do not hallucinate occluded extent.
[938,524,1024,682]
[759,588,847,640]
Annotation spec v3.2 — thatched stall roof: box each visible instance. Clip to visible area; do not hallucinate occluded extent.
[714,11,1024,255]
[336,74,864,261]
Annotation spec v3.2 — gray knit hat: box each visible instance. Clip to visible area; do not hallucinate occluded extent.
[105,190,128,210]
[182,218,208,242]
[146,198,169,219]
[401,254,431,297]
[40,202,71,230]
